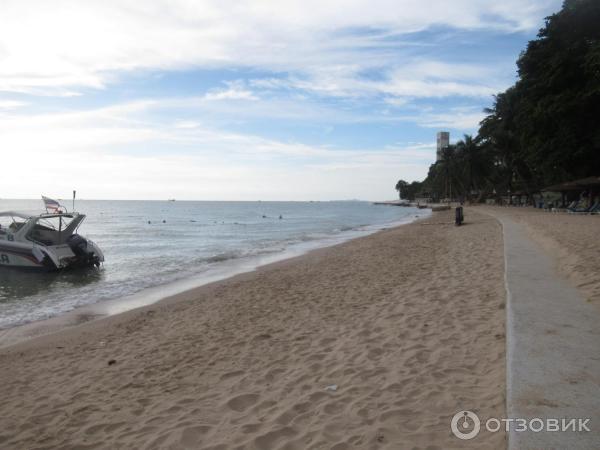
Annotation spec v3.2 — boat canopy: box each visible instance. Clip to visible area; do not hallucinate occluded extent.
[0,211,34,219]
[0,211,79,219]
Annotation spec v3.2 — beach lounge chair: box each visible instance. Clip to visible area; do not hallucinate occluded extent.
[567,200,585,213]
[589,202,600,214]
[587,201,600,212]
[569,200,599,214]
[555,201,576,213]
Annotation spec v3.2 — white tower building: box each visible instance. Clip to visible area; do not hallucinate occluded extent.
[436,131,450,161]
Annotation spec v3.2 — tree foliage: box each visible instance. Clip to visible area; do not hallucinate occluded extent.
[395,179,423,200]
[412,0,600,201]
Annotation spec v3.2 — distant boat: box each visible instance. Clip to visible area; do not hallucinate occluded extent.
[373,199,411,206]
[168,199,176,202]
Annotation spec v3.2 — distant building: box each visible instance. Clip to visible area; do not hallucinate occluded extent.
[436,131,450,161]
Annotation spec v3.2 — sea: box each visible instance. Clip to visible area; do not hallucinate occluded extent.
[0,199,428,329]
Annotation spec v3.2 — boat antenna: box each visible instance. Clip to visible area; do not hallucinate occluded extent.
[72,190,76,212]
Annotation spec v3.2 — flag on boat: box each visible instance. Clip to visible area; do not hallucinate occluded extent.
[42,195,61,212]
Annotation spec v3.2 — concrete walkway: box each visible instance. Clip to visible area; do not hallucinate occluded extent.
[492,213,600,449]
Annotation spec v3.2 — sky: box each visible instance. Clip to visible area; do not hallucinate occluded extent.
[0,0,562,201]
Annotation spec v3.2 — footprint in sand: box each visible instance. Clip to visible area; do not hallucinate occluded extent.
[179,425,212,447]
[226,393,260,412]
[254,426,297,449]
[219,370,245,381]
[331,443,351,450]
[367,347,384,360]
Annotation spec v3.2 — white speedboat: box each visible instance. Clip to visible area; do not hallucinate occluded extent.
[0,211,104,270]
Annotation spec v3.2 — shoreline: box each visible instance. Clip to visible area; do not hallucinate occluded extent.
[0,210,431,349]
[0,208,507,449]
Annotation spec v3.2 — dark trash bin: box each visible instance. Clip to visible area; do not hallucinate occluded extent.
[455,206,464,226]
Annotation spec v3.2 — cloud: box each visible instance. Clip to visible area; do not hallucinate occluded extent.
[173,120,202,129]
[0,1,562,200]
[204,88,258,101]
[0,100,28,109]
[204,81,259,101]
[0,0,561,93]
[378,61,500,99]
[414,106,487,129]
[0,101,432,200]
[247,58,504,104]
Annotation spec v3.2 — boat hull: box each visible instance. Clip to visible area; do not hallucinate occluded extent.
[0,211,104,271]
[0,242,102,271]
[0,245,46,269]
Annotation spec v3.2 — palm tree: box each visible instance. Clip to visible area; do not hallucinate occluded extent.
[479,88,536,202]
[455,134,488,201]
[395,179,408,199]
[438,145,459,200]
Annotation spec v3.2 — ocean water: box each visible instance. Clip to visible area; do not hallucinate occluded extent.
[0,199,427,328]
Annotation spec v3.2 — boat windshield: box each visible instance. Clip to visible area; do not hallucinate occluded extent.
[28,215,82,246]
[0,215,27,235]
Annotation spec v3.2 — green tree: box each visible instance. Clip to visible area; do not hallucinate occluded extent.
[428,145,462,200]
[400,0,600,202]
[395,179,408,199]
[454,134,491,200]
[514,0,600,184]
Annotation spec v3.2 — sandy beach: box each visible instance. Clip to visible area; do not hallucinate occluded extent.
[482,207,600,305]
[2,1,596,448]
[1,209,508,449]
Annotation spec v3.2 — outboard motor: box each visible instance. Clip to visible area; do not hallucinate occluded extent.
[67,234,100,267]
[67,234,88,257]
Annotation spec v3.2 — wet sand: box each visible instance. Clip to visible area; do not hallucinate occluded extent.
[0,209,507,449]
